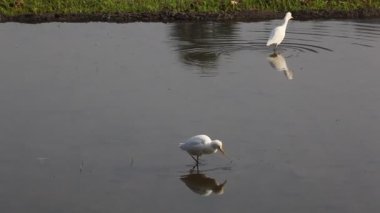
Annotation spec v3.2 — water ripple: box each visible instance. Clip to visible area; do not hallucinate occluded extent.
[169,20,380,69]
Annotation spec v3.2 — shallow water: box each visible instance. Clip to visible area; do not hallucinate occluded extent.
[0,19,380,212]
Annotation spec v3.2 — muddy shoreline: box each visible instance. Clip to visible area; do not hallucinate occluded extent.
[1,9,380,23]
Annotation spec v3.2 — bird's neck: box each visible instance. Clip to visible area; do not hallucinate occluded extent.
[282,18,290,28]
[203,144,217,154]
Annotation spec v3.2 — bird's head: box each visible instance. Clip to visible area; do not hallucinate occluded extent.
[285,12,293,20]
[212,140,225,155]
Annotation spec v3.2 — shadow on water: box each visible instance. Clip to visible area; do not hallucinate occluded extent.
[169,22,238,75]
[180,168,227,196]
[267,53,294,80]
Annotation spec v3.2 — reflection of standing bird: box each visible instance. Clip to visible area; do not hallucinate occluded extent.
[267,53,294,80]
[266,12,293,52]
[179,135,225,165]
[180,173,227,196]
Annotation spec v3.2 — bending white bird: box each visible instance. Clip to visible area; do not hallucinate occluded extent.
[266,12,293,52]
[179,135,225,164]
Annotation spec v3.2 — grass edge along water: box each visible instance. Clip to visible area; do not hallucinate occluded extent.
[1,0,380,16]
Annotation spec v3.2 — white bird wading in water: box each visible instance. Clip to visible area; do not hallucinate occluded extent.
[179,135,225,165]
[266,12,293,53]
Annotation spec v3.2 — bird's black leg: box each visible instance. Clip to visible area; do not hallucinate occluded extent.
[191,163,199,173]
[273,45,277,54]
[189,154,198,164]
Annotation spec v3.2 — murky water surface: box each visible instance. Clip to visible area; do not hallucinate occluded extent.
[1,19,380,212]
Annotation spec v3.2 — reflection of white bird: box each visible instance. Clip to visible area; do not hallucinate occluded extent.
[267,53,294,80]
[181,172,227,196]
[266,12,293,52]
[179,135,225,164]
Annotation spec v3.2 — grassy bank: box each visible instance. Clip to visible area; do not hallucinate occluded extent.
[1,0,380,16]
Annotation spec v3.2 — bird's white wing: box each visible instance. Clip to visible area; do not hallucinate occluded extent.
[180,140,202,149]
[266,29,276,46]
[179,135,208,152]
[267,26,285,46]
[186,135,209,144]
[179,140,205,155]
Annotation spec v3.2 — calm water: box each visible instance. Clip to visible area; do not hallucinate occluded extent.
[0,19,380,212]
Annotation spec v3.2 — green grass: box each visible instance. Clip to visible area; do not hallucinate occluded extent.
[1,0,380,16]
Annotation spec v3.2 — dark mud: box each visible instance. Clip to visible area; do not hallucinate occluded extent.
[1,8,380,23]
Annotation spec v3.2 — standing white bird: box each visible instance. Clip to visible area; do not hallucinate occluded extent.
[266,12,293,52]
[179,135,225,164]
